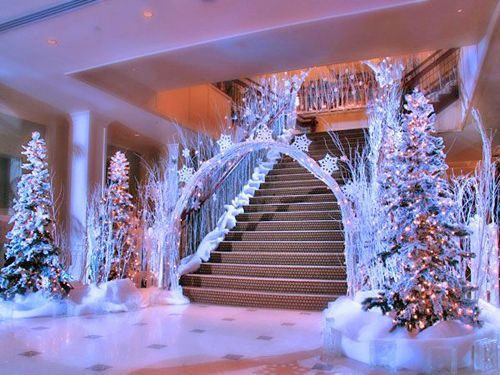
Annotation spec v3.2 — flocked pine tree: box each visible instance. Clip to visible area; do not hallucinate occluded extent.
[363,89,479,332]
[106,151,136,280]
[0,132,71,299]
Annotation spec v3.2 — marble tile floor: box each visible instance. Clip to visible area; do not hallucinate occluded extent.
[0,303,491,374]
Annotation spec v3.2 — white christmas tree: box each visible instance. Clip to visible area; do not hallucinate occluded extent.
[106,151,136,280]
[363,89,479,332]
[0,132,71,299]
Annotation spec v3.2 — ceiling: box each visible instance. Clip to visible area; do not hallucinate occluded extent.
[0,0,498,144]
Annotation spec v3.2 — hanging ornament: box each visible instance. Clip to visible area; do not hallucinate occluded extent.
[292,134,312,152]
[178,165,194,183]
[319,154,339,175]
[216,134,233,153]
[254,125,273,142]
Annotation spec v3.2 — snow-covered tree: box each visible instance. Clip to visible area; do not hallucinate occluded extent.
[0,132,71,299]
[363,89,479,332]
[107,151,136,280]
[85,151,137,283]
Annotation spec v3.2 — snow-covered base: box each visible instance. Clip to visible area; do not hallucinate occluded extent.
[324,293,499,372]
[178,150,280,275]
[0,279,189,320]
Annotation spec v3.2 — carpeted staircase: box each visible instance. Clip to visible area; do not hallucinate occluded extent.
[181,129,365,310]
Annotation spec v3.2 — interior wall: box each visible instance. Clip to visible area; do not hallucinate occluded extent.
[152,84,231,138]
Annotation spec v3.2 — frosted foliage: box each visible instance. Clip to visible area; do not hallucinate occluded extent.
[363,90,479,332]
[0,132,71,300]
[292,134,312,152]
[216,134,233,153]
[365,58,404,88]
[450,110,499,306]
[319,154,339,174]
[254,125,274,142]
[178,165,194,183]
[139,148,180,289]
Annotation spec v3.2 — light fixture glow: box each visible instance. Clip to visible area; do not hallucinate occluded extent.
[143,9,153,18]
[47,38,58,46]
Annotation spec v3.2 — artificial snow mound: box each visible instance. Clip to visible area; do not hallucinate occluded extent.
[324,295,498,372]
[0,279,189,319]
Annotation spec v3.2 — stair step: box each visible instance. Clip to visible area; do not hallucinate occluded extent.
[182,287,339,310]
[181,274,347,294]
[254,186,332,196]
[237,211,341,221]
[244,202,338,212]
[259,179,325,189]
[225,230,344,241]
[209,251,345,266]
[249,194,336,204]
[234,220,342,231]
[198,263,346,279]
[265,172,318,182]
[217,241,344,253]
[268,167,343,177]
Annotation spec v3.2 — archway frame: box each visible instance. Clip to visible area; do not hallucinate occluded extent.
[167,140,356,295]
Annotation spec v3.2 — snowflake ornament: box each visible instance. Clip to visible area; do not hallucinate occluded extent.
[292,134,312,152]
[217,134,233,153]
[319,154,339,175]
[254,125,274,142]
[178,165,194,183]
[182,148,191,159]
[341,180,357,201]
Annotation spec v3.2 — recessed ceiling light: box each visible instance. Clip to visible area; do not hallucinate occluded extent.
[457,9,463,13]
[47,38,58,46]
[134,133,140,137]
[143,9,153,19]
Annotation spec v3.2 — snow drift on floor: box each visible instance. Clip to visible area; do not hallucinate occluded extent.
[0,279,189,319]
[324,294,499,371]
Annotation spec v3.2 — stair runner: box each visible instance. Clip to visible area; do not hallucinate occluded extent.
[181,129,366,310]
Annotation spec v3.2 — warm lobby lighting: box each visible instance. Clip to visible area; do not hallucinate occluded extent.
[47,38,58,46]
[143,9,153,19]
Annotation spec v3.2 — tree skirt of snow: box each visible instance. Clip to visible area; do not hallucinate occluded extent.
[0,279,189,320]
[324,295,499,372]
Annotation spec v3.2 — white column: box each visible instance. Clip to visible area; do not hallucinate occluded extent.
[68,111,107,281]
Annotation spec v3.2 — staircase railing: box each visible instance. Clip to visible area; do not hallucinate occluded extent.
[402,48,459,112]
[179,107,287,260]
[293,50,459,116]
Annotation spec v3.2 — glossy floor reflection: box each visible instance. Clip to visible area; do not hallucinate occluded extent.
[0,303,487,374]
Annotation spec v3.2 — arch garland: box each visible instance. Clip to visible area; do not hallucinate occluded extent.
[165,138,357,295]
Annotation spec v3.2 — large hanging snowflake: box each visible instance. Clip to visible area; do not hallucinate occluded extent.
[182,148,191,159]
[216,134,233,153]
[319,154,339,175]
[255,125,274,142]
[178,165,194,183]
[292,134,312,152]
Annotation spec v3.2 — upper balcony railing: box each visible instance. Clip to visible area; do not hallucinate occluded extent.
[402,48,459,112]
